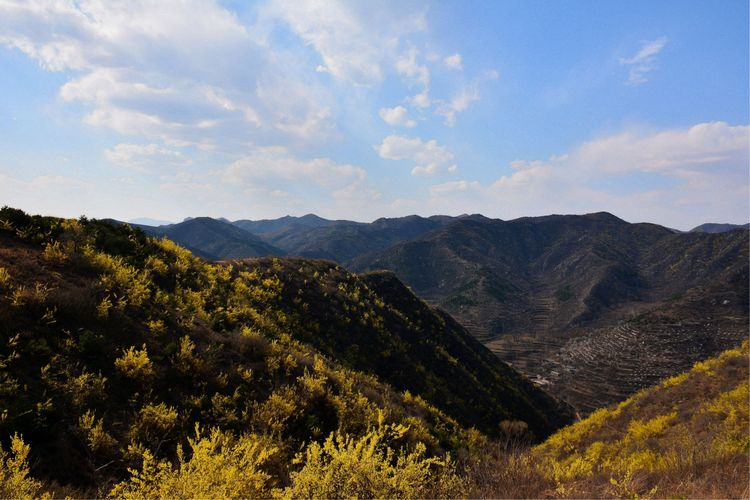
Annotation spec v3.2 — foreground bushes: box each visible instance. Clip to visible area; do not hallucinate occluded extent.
[110,427,278,499]
[0,424,464,499]
[282,421,464,499]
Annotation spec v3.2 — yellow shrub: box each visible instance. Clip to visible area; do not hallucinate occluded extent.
[67,370,107,408]
[174,336,202,374]
[84,248,151,308]
[626,411,677,442]
[78,411,117,455]
[0,435,49,499]
[147,319,167,336]
[0,267,10,291]
[110,427,277,499]
[280,423,464,499]
[42,241,67,264]
[253,389,297,436]
[130,403,179,444]
[115,344,155,381]
[96,296,112,319]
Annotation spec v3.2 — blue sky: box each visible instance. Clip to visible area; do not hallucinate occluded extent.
[0,0,747,229]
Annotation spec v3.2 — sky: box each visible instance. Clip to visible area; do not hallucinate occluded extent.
[0,0,748,230]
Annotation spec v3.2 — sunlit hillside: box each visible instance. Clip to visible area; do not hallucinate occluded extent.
[468,342,749,498]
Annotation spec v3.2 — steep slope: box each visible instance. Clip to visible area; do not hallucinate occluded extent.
[0,207,572,492]
[690,222,750,233]
[260,263,573,439]
[352,213,749,412]
[138,217,284,260]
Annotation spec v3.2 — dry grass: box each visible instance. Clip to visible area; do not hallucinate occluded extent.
[463,447,749,499]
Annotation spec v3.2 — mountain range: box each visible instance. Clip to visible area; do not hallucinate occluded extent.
[131,212,749,413]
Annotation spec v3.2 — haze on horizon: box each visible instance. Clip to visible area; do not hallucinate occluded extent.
[1,0,748,231]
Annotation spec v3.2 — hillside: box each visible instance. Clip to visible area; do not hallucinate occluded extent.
[465,342,749,498]
[136,217,285,260]
[351,213,749,412]
[0,207,571,495]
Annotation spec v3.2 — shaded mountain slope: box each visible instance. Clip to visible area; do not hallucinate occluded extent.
[352,213,749,412]
[352,212,678,337]
[0,207,572,491]
[137,217,284,260]
[265,215,477,262]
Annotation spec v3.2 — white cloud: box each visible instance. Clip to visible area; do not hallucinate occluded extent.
[434,70,495,126]
[0,0,335,148]
[407,89,431,108]
[264,1,384,86]
[425,122,749,229]
[379,106,417,128]
[375,135,457,176]
[104,143,190,170]
[619,36,667,85]
[222,147,366,187]
[0,173,94,217]
[436,86,480,127]
[265,0,427,87]
[573,121,748,174]
[443,53,462,70]
[150,146,380,220]
[430,180,479,196]
[395,46,430,87]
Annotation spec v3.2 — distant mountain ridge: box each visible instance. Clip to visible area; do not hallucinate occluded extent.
[690,222,750,233]
[127,217,173,226]
[134,213,487,263]
[233,213,334,235]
